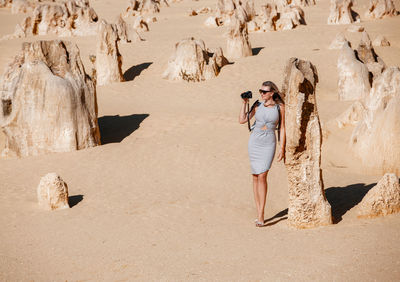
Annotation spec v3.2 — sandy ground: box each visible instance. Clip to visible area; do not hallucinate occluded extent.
[1,0,400,280]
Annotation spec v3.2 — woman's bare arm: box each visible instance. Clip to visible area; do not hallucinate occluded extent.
[239,99,257,124]
[277,104,286,161]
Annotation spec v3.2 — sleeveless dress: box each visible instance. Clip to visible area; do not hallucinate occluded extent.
[248,103,280,174]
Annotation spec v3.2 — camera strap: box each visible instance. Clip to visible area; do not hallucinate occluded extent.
[247,100,259,132]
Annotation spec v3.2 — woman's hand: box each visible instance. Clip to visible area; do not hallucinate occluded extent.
[242,98,249,104]
[277,148,285,162]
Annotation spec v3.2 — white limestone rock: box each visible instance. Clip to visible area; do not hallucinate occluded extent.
[372,35,390,46]
[283,57,333,229]
[329,32,347,49]
[37,173,70,211]
[365,0,397,19]
[162,37,228,82]
[337,43,371,101]
[0,40,101,157]
[226,16,252,59]
[350,67,400,174]
[357,173,400,218]
[327,0,360,24]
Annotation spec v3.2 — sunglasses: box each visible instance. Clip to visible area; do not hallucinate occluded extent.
[259,89,273,94]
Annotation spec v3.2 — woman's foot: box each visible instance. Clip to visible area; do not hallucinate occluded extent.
[255,220,264,227]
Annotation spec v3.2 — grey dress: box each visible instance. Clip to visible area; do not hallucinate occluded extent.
[248,103,280,174]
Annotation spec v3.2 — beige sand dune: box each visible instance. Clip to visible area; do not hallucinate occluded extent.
[1,0,400,280]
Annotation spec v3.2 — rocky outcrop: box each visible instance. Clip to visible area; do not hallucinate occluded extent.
[356,31,386,79]
[11,0,35,14]
[226,16,252,59]
[162,37,228,82]
[373,35,390,46]
[329,32,347,49]
[205,0,254,27]
[290,0,315,6]
[276,5,305,30]
[283,57,332,229]
[37,173,70,211]
[124,0,169,16]
[357,173,400,218]
[365,0,397,19]
[350,67,400,174]
[0,0,12,7]
[0,40,101,157]
[3,0,99,39]
[337,43,370,101]
[327,0,360,24]
[96,20,124,86]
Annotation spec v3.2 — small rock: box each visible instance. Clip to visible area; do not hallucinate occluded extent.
[37,173,70,211]
[373,35,390,46]
[347,25,364,32]
[357,173,400,218]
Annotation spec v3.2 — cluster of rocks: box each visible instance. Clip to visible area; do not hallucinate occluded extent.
[204,0,306,32]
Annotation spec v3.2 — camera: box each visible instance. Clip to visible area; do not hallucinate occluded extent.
[241,91,252,99]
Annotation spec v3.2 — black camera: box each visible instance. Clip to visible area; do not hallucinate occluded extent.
[241,91,252,99]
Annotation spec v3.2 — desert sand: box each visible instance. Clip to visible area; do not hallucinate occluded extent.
[1,0,400,280]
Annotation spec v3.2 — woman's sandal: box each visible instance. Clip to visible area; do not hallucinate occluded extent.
[255,220,264,227]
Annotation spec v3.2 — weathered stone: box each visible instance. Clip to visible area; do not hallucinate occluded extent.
[335,100,366,128]
[329,32,347,49]
[226,16,252,59]
[0,40,101,157]
[283,57,332,229]
[365,0,397,19]
[96,20,124,86]
[133,15,149,31]
[350,67,400,174]
[276,5,305,30]
[162,37,228,82]
[37,173,70,210]
[11,0,34,14]
[356,31,386,79]
[290,0,315,6]
[204,16,220,27]
[208,0,254,27]
[124,0,169,16]
[0,0,12,8]
[2,0,99,40]
[373,35,390,46]
[258,4,278,31]
[357,173,400,218]
[337,43,371,101]
[327,0,360,24]
[115,15,142,43]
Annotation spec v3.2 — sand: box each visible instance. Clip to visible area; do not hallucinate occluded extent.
[1,0,400,280]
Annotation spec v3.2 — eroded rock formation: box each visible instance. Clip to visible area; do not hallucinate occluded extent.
[205,0,254,26]
[283,57,332,229]
[357,173,400,218]
[0,40,101,157]
[373,35,390,46]
[0,0,12,7]
[276,5,305,30]
[37,173,70,210]
[349,67,400,174]
[3,0,99,39]
[96,20,124,86]
[356,31,386,79]
[162,37,228,82]
[329,32,347,49]
[365,0,397,19]
[337,43,370,101]
[226,16,252,59]
[124,0,169,16]
[327,0,360,24]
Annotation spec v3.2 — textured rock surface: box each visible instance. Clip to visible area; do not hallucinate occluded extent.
[37,173,70,210]
[327,0,360,24]
[0,0,12,7]
[3,0,98,39]
[96,20,125,86]
[350,67,400,174]
[283,57,332,229]
[124,0,169,16]
[275,5,305,30]
[206,0,254,27]
[329,32,347,49]
[356,31,386,79]
[365,0,397,19]
[162,37,228,82]
[357,173,400,218]
[11,0,34,14]
[226,16,252,59]
[373,35,391,46]
[0,40,101,157]
[337,43,371,101]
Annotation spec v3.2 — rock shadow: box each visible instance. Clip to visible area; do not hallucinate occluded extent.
[98,114,149,144]
[123,62,153,81]
[325,183,376,223]
[252,47,264,56]
[69,195,83,208]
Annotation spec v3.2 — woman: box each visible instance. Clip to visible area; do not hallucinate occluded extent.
[239,81,286,227]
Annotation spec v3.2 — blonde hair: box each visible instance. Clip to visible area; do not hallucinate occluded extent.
[262,81,284,104]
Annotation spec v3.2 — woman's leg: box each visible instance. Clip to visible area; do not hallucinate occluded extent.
[256,171,268,224]
[252,174,260,217]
